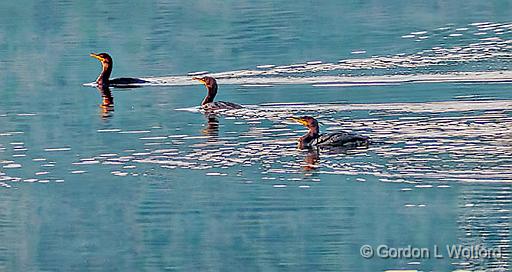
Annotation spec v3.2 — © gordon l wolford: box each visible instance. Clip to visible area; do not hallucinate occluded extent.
[360,244,505,260]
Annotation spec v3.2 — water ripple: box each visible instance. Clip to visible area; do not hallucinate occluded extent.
[454,185,512,271]
[84,21,512,88]
[72,100,512,185]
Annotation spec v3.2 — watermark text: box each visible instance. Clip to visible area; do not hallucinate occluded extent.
[360,244,505,259]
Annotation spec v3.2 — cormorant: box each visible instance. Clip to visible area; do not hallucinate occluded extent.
[192,76,242,110]
[291,116,369,149]
[90,53,148,87]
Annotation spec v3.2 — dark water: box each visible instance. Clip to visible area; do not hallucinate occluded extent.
[1,1,511,271]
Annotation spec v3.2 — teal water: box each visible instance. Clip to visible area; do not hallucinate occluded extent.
[1,1,511,271]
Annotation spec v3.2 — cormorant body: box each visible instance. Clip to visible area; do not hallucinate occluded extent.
[291,116,369,149]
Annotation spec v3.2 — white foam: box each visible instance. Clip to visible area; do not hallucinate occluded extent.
[3,164,21,169]
[44,147,71,152]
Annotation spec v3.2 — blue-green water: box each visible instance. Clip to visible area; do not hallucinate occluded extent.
[1,1,511,271]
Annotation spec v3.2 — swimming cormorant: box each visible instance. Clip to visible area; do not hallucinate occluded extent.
[291,116,369,149]
[90,53,148,87]
[192,76,242,110]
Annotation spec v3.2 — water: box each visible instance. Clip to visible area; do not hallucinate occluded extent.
[1,1,511,271]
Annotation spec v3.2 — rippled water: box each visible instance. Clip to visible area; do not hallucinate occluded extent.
[1,1,511,271]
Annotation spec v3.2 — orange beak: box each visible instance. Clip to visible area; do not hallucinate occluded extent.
[290,117,308,126]
[192,77,205,84]
[90,53,105,62]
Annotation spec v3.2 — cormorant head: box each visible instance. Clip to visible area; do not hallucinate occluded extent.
[90,52,113,68]
[193,76,217,90]
[291,116,319,130]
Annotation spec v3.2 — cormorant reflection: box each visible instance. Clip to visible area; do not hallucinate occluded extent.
[202,115,219,137]
[300,144,370,172]
[302,148,320,171]
[96,85,114,119]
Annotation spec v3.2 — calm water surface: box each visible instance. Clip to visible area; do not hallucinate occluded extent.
[1,1,511,271]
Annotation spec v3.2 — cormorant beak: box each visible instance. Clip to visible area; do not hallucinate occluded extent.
[192,77,205,84]
[90,53,105,62]
[290,117,308,126]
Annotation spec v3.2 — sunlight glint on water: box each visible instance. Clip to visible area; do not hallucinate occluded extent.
[0,1,511,271]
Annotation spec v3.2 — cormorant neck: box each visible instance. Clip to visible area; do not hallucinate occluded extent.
[201,84,218,105]
[299,128,320,149]
[308,125,320,136]
[97,63,112,86]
